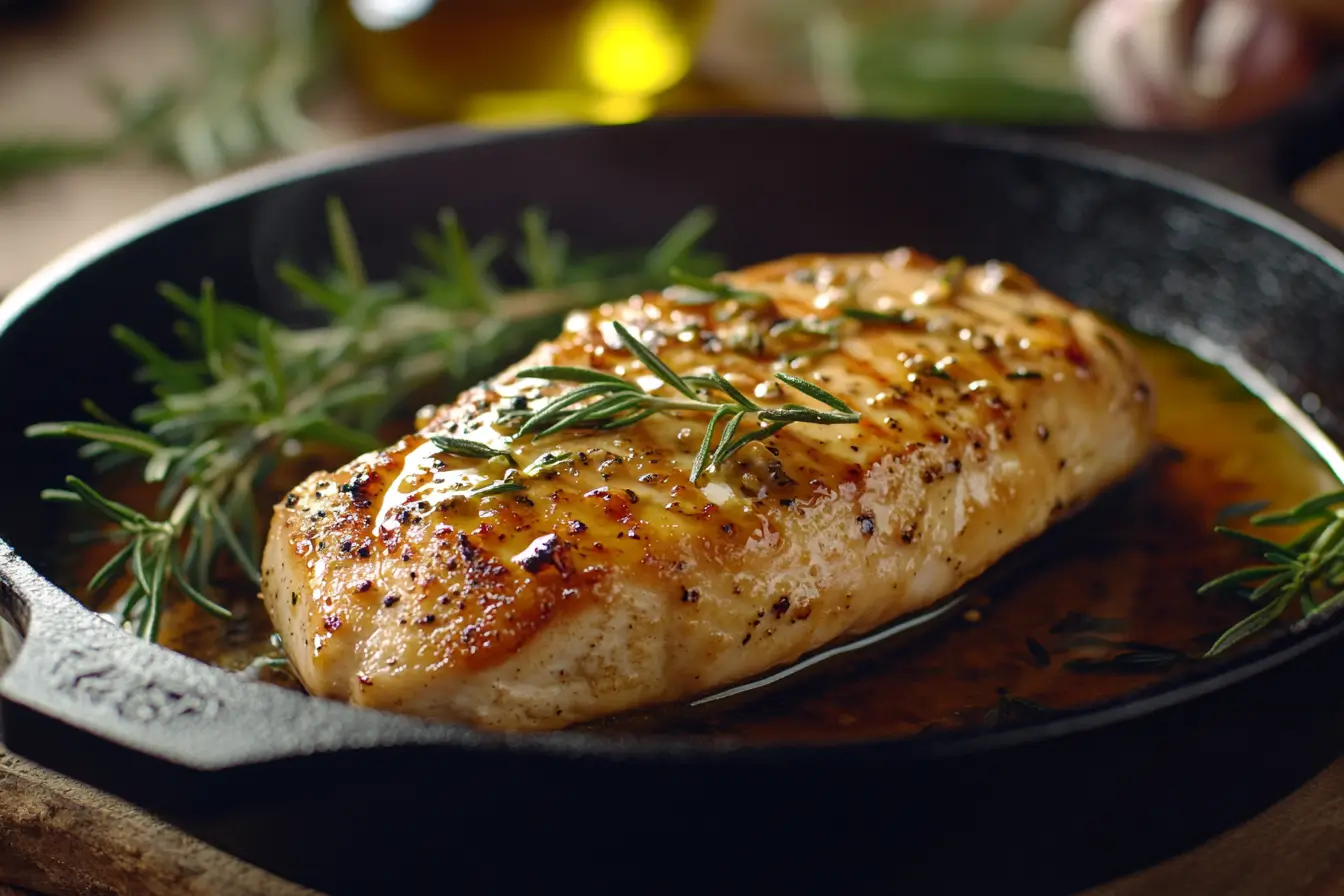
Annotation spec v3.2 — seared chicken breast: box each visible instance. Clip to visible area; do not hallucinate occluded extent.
[262,250,1154,730]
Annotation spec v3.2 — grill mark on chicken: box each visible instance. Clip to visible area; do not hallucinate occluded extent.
[262,250,1154,729]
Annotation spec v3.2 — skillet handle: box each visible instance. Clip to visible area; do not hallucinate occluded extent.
[0,543,443,811]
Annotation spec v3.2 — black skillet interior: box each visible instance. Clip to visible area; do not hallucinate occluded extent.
[3,110,1344,893]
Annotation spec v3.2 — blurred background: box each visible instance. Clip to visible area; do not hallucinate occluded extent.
[1,0,1342,290]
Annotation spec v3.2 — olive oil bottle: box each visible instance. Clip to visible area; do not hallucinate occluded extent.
[330,0,718,124]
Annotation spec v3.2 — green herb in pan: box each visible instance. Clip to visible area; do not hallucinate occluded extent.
[27,200,719,644]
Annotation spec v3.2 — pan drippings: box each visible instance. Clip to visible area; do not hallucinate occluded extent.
[63,332,1341,741]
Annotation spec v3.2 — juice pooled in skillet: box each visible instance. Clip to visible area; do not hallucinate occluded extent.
[100,325,1339,741]
[260,251,1154,730]
[46,218,1340,742]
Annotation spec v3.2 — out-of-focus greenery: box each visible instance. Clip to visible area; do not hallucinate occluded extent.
[779,0,1093,122]
[0,0,325,188]
[0,0,1091,191]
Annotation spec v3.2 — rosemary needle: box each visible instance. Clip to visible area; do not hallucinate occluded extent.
[429,435,516,465]
[663,267,770,306]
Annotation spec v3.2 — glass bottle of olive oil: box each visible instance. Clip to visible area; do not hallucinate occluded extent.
[330,0,718,125]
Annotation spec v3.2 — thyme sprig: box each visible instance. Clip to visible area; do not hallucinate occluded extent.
[1199,490,1344,656]
[503,321,861,483]
[28,200,718,643]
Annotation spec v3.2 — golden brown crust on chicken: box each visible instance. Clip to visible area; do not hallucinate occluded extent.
[262,250,1154,730]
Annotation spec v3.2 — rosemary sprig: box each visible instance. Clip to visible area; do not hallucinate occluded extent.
[1199,489,1344,656]
[37,475,230,641]
[504,321,860,483]
[29,201,718,643]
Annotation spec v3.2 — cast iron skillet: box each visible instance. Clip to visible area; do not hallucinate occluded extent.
[3,84,1344,893]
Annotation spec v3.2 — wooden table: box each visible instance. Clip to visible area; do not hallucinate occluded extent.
[5,2,1344,893]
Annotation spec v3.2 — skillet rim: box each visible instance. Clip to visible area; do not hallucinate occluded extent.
[3,113,1344,764]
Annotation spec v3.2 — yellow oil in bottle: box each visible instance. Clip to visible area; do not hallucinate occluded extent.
[331,0,719,125]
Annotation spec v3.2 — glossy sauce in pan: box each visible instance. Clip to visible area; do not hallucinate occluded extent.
[64,332,1342,741]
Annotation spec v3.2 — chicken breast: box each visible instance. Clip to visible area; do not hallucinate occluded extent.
[261,250,1154,730]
